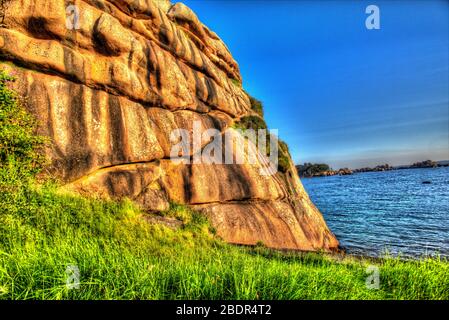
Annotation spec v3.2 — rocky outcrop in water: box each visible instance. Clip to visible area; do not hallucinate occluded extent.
[354,164,392,173]
[0,0,338,251]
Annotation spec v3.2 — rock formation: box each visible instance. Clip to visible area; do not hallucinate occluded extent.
[0,0,338,251]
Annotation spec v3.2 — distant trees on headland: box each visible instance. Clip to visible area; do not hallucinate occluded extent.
[296,163,351,177]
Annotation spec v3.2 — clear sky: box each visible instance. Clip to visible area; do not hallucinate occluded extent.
[182,0,449,169]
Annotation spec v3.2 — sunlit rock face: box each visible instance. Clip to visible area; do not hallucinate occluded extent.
[0,0,338,251]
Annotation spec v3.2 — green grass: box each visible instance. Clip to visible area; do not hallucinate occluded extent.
[1,69,448,300]
[0,185,448,300]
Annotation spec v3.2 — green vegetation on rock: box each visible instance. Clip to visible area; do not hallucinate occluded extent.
[230,78,242,88]
[248,95,264,117]
[297,163,331,177]
[233,115,267,131]
[277,140,292,173]
[0,69,448,300]
[0,70,47,188]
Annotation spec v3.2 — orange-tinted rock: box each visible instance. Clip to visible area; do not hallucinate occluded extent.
[0,0,338,251]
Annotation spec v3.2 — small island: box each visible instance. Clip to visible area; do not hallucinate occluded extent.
[296,163,352,177]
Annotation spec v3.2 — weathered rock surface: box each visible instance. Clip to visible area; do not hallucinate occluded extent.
[0,0,338,251]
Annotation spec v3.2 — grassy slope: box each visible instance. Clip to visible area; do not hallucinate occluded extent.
[0,185,448,300]
[1,70,448,300]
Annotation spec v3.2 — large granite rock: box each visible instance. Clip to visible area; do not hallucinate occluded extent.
[0,0,339,251]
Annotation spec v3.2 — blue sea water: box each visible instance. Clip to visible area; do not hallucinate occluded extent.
[301,167,449,258]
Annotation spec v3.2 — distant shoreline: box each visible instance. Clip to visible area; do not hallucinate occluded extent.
[297,160,449,178]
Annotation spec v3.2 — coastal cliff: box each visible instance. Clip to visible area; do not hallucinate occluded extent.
[0,0,338,251]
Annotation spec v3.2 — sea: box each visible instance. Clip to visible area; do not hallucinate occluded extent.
[301,167,449,259]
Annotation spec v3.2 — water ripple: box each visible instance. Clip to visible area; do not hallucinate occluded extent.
[302,167,449,258]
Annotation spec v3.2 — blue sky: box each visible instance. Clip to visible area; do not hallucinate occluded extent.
[182,0,449,169]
